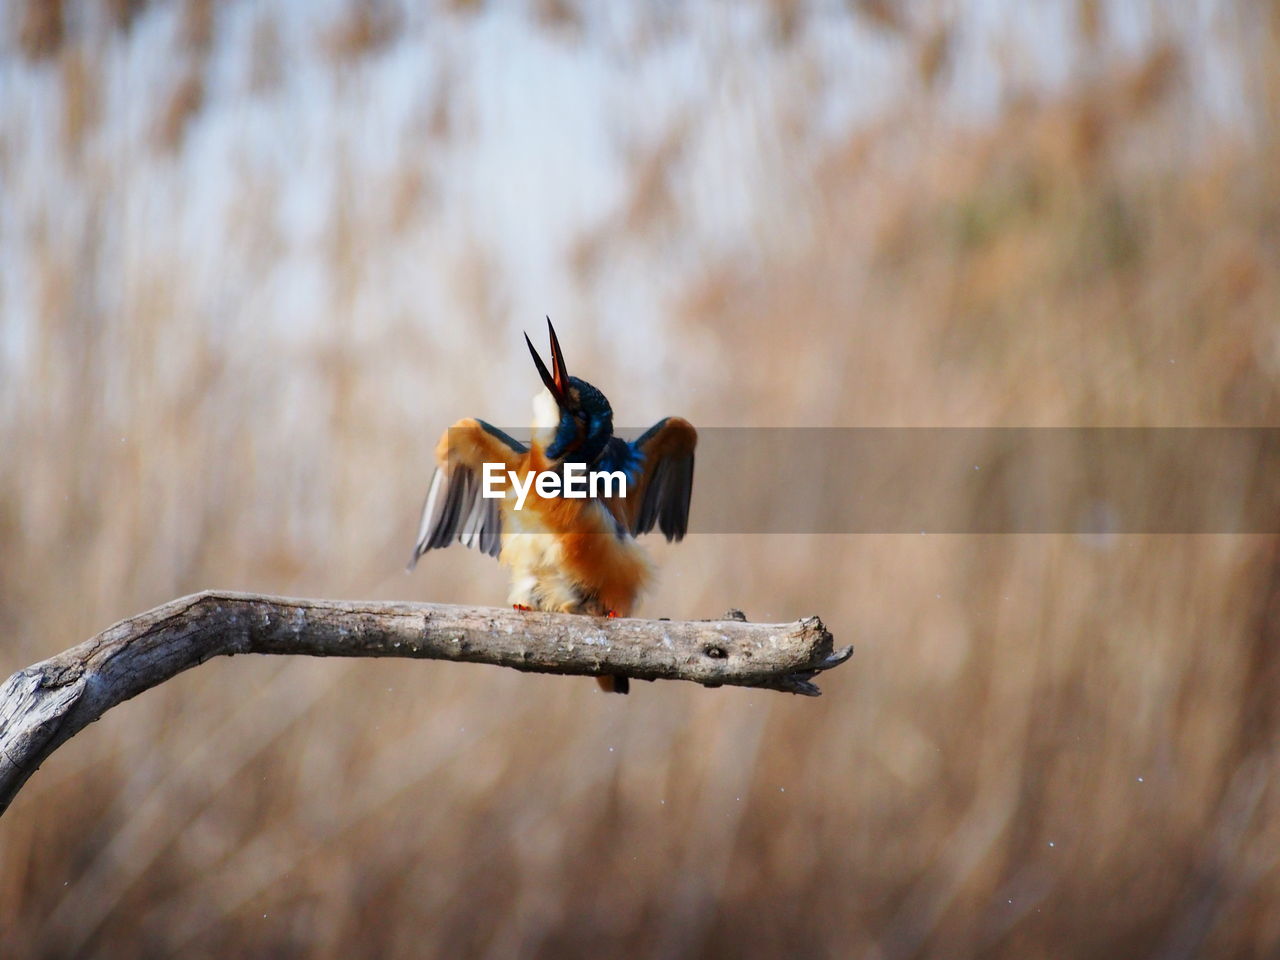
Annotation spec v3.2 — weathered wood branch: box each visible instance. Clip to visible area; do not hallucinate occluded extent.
[0,591,849,816]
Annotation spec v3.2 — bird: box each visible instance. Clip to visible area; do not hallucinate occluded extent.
[408,318,696,694]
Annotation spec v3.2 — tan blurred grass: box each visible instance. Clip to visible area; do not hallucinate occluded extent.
[3,2,1280,958]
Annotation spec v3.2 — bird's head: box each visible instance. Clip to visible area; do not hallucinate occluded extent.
[525,318,614,466]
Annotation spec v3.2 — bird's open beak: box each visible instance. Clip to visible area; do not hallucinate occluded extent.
[524,316,569,407]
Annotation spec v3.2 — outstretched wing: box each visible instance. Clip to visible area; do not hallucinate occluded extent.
[622,417,697,541]
[408,419,526,567]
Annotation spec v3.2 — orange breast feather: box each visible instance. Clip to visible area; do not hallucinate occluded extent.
[502,444,650,616]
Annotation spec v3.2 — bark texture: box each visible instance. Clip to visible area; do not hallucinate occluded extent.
[0,591,850,816]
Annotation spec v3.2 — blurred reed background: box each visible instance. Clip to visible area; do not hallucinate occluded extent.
[3,1,1280,957]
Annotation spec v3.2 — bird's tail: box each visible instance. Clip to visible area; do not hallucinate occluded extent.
[597,675,630,695]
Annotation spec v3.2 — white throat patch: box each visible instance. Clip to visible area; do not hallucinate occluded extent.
[531,387,560,447]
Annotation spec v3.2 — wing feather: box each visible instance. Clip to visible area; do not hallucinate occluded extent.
[626,417,697,541]
[408,419,526,568]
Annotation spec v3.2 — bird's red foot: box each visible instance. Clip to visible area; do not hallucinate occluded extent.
[606,610,619,618]
[513,603,533,611]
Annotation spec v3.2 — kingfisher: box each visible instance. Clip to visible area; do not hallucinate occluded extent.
[408,318,697,694]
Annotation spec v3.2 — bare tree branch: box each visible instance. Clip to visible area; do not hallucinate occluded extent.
[0,591,850,815]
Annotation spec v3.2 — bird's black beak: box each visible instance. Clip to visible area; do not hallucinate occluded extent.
[525,316,570,408]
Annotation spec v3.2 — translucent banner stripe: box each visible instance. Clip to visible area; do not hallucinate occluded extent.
[444,428,1280,533]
